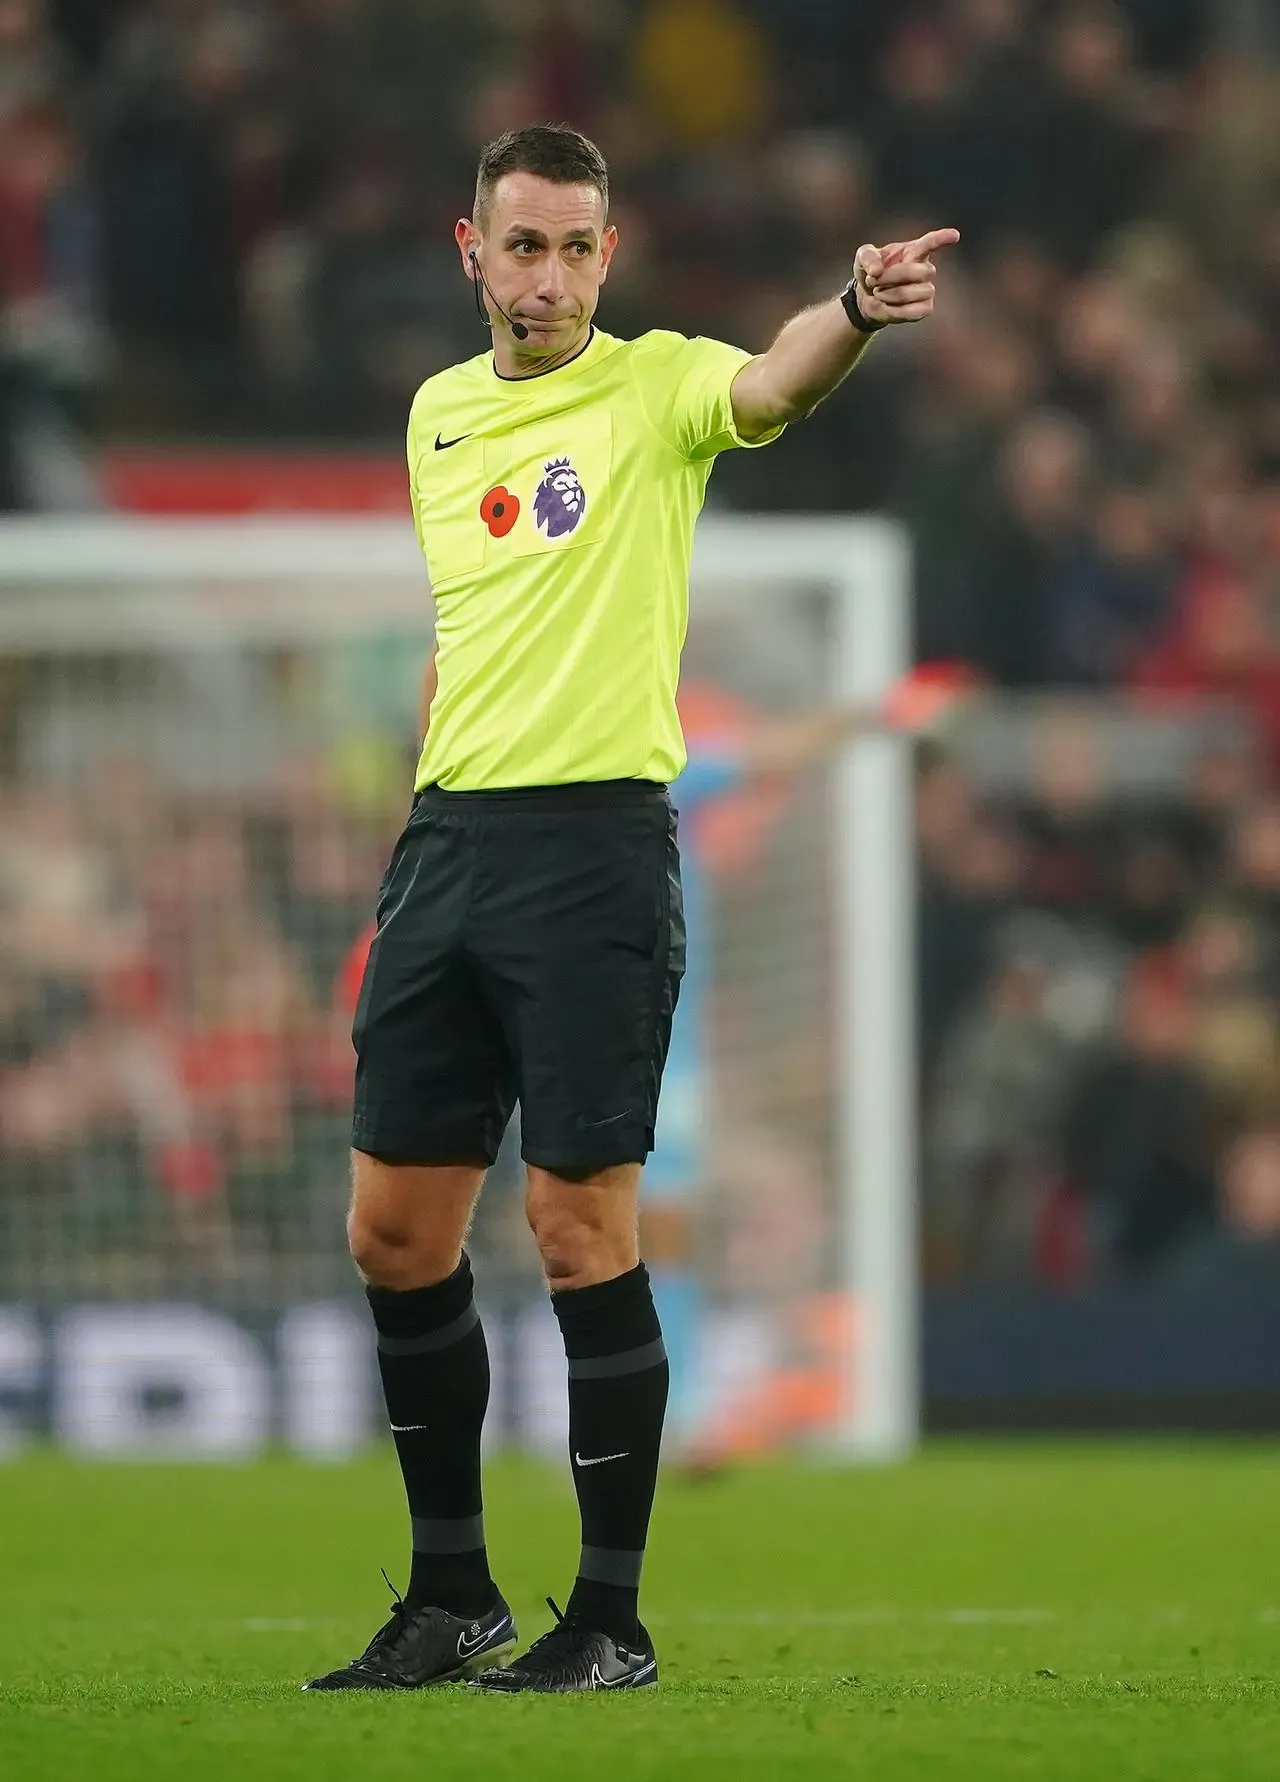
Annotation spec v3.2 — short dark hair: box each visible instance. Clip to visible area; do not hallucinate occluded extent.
[474,124,609,228]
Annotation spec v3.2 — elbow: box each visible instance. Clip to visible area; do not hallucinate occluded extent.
[740,399,805,441]
[770,396,817,428]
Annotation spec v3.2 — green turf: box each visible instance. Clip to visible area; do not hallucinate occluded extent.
[2,1444,1279,1780]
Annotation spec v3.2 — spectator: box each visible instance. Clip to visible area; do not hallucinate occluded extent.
[633,0,770,152]
[1063,965,1216,1274]
[969,411,1092,684]
[1052,484,1181,684]
[928,944,1072,1277]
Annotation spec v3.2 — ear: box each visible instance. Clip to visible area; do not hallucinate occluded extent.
[456,217,480,279]
[598,222,619,284]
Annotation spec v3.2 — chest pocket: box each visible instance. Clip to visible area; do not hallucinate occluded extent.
[488,408,613,563]
[413,437,488,587]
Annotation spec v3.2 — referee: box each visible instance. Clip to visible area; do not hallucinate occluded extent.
[306,124,957,1695]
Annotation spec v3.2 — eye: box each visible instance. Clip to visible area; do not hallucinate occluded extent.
[512,240,538,257]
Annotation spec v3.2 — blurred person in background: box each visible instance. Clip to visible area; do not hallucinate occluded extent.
[1052,483,1181,684]
[651,667,977,1440]
[969,411,1093,685]
[927,934,1074,1279]
[0,0,98,506]
[1062,960,1216,1276]
[916,744,1026,1076]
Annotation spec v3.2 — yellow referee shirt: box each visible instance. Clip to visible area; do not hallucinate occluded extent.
[408,327,782,792]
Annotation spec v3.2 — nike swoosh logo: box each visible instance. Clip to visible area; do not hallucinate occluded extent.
[457,1616,507,1658]
[574,1108,635,1131]
[590,1657,657,1689]
[575,1450,630,1468]
[434,432,471,450]
[388,1423,431,1432]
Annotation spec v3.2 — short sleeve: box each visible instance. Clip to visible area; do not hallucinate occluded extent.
[636,332,785,462]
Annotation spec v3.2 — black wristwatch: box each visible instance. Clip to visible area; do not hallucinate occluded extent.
[840,275,888,334]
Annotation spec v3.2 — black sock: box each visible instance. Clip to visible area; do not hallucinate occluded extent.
[366,1255,496,1619]
[551,1262,669,1646]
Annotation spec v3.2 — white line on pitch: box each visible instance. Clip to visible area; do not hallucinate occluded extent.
[647,1609,1056,1628]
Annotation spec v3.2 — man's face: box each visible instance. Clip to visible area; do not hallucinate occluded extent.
[457,172,617,355]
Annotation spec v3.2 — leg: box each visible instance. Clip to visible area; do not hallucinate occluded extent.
[345,802,518,1622]
[461,786,681,1689]
[308,797,522,1689]
[526,1160,669,1645]
[350,1150,499,1617]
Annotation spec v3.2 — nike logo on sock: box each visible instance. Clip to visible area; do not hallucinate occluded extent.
[389,1423,432,1432]
[574,1450,630,1468]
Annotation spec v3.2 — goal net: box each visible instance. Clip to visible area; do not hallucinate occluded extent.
[0,516,913,1463]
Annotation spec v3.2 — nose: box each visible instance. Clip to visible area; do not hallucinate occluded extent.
[534,258,566,307]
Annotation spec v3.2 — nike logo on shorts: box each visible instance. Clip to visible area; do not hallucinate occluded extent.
[575,1450,630,1468]
[574,1108,635,1131]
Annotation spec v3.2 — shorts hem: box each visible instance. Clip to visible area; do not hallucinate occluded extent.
[351,1122,502,1167]
[521,1131,654,1174]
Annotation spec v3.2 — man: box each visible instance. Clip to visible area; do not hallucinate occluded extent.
[306,123,956,1695]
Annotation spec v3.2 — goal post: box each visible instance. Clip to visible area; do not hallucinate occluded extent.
[0,514,916,1462]
[694,517,917,1461]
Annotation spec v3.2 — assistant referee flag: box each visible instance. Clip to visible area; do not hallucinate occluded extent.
[409,327,783,792]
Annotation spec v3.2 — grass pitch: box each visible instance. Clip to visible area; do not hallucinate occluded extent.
[2,1443,1279,1780]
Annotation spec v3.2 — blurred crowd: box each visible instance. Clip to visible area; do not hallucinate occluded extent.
[0,754,394,1295]
[918,713,1280,1285]
[3,0,1280,1295]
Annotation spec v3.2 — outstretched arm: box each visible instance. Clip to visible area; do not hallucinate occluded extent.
[735,663,979,783]
[730,227,960,441]
[735,707,870,781]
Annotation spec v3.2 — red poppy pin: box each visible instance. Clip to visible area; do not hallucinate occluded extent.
[480,485,520,537]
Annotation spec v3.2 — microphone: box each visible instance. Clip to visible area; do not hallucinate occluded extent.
[469,249,529,340]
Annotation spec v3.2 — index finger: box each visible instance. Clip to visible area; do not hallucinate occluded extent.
[882,227,961,268]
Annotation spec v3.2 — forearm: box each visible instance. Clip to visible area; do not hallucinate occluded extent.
[731,228,957,438]
[734,299,874,434]
[737,705,870,779]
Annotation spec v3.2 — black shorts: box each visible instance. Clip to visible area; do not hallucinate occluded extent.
[351,779,686,1172]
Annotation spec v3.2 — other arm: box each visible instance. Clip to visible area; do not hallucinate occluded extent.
[730,227,960,441]
[736,707,868,782]
[736,664,979,782]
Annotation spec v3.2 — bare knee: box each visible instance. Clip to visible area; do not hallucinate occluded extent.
[346,1207,450,1290]
[347,1153,484,1291]
[525,1165,639,1289]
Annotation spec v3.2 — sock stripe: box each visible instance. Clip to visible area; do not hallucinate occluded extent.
[411,1514,486,1554]
[376,1302,479,1355]
[566,1336,667,1380]
[578,1545,645,1588]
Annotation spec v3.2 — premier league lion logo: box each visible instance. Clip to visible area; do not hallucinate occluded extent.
[533,457,587,539]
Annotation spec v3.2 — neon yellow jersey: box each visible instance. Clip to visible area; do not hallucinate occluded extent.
[408,328,782,791]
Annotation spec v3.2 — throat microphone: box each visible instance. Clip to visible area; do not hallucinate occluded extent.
[469,249,529,341]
